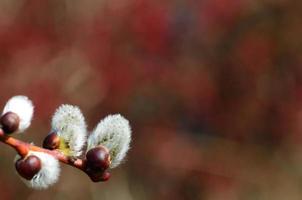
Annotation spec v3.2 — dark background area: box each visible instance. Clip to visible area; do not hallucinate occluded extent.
[0,0,302,199]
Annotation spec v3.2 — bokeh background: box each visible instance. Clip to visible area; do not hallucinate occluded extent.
[0,0,301,199]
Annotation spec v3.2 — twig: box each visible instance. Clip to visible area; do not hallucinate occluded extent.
[0,128,88,173]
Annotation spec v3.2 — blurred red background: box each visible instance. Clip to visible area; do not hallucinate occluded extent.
[0,0,302,199]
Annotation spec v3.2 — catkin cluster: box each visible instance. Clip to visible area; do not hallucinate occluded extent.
[0,96,131,189]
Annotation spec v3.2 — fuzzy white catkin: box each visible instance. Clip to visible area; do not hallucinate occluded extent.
[51,104,87,156]
[2,95,34,133]
[87,114,131,168]
[15,151,60,189]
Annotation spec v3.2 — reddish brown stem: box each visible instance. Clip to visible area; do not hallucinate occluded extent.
[0,129,88,173]
[0,128,111,182]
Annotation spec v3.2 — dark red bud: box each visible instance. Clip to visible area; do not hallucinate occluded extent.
[100,171,111,182]
[15,155,41,180]
[0,112,20,134]
[43,132,60,150]
[87,169,111,182]
[86,146,110,171]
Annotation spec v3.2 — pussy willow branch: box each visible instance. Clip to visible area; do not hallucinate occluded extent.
[0,128,87,173]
